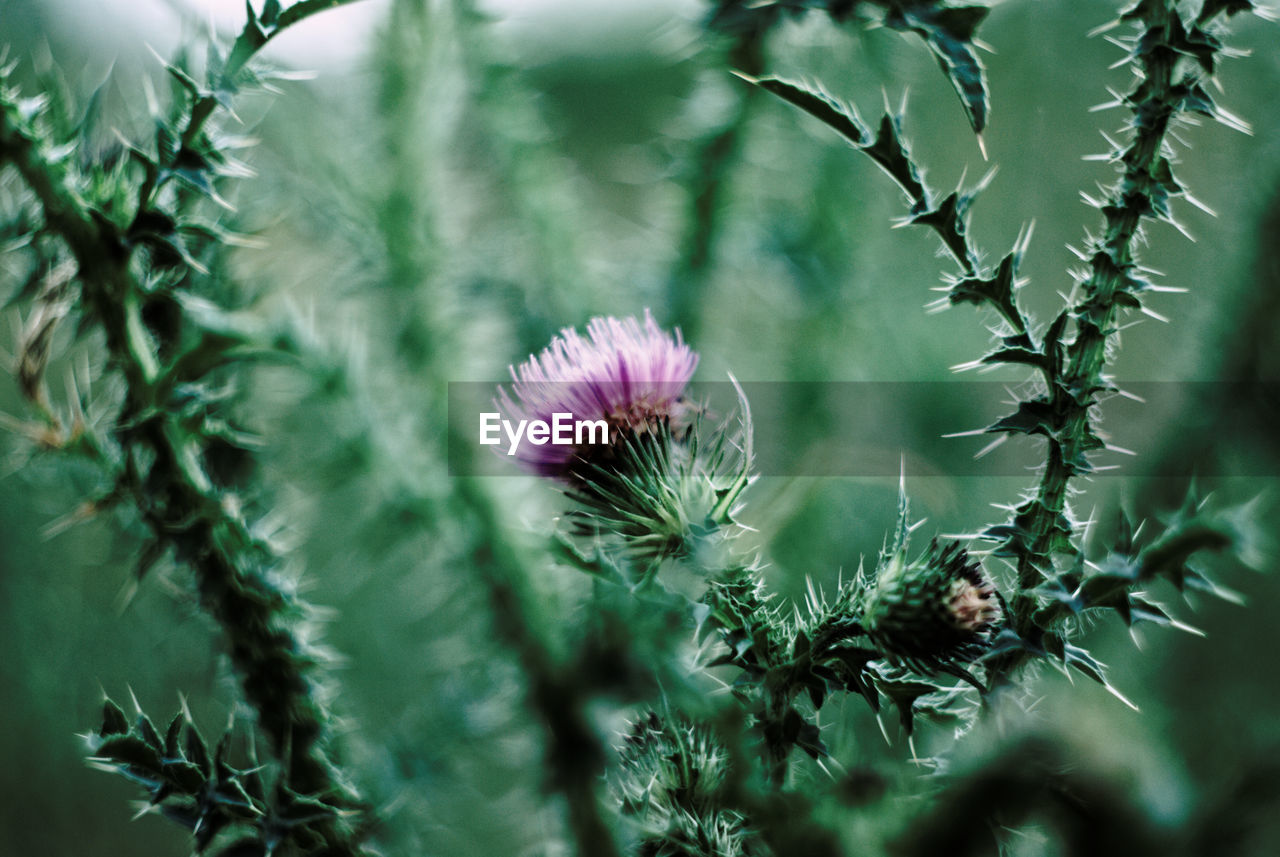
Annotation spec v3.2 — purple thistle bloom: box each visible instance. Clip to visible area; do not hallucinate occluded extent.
[498,310,698,478]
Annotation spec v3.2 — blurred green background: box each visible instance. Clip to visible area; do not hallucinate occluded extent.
[2,0,1279,854]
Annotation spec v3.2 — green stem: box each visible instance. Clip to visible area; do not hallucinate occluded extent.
[375,0,442,369]
[1010,3,1183,613]
[453,463,622,857]
[669,31,765,343]
[361,5,621,842]
[4,46,370,855]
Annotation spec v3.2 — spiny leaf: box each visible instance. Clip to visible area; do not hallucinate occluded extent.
[136,711,164,751]
[738,72,934,208]
[92,735,165,778]
[985,397,1060,438]
[101,699,129,736]
[910,191,974,270]
[164,712,185,759]
[881,3,991,133]
[1061,643,1139,711]
[950,247,1025,329]
[185,719,211,775]
[734,72,868,147]
[875,675,939,734]
[863,112,929,207]
[1199,0,1257,21]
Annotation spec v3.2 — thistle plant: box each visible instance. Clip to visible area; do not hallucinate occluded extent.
[730,0,1266,698]
[486,0,1269,851]
[2,1,1276,856]
[2,3,374,854]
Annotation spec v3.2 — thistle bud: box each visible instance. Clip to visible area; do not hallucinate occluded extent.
[863,539,1001,673]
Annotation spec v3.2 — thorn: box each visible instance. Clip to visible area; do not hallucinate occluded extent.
[876,714,892,745]
[942,427,990,438]
[976,132,988,161]
[114,572,139,615]
[1214,106,1253,135]
[1097,33,1132,54]
[1170,618,1207,637]
[974,434,1009,460]
[1107,51,1132,71]
[1104,682,1140,712]
[1087,18,1121,37]
[38,500,99,539]
[815,756,837,781]
[1184,193,1217,217]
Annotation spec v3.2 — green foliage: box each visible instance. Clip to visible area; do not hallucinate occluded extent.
[737,0,1265,708]
[86,697,358,857]
[614,712,765,857]
[2,3,377,854]
[707,1,992,132]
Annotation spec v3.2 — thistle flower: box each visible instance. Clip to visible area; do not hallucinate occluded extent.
[498,310,698,479]
[863,539,1002,675]
[497,312,753,572]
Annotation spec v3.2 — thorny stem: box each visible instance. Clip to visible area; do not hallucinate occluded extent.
[1008,1,1201,634]
[735,0,1258,711]
[0,108,152,387]
[451,0,587,335]
[669,30,766,344]
[359,4,621,848]
[453,466,622,857]
[751,1,1249,647]
[376,0,441,370]
[3,32,370,857]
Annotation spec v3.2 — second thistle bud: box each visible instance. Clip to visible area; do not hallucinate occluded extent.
[862,539,1001,673]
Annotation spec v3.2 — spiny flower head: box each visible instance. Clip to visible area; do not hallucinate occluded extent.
[613,712,761,857]
[863,539,1002,674]
[498,310,697,478]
